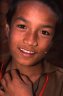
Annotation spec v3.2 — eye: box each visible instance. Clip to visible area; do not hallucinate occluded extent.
[41,30,50,36]
[17,24,27,29]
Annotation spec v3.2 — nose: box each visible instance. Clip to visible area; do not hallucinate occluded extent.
[23,32,38,46]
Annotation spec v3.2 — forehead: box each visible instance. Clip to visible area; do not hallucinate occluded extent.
[16,1,57,16]
[12,1,57,25]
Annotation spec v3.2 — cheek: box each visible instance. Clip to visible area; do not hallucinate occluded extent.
[38,38,52,53]
[9,29,23,45]
[8,31,20,52]
[9,33,19,46]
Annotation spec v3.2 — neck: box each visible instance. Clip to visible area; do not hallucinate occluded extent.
[10,60,43,83]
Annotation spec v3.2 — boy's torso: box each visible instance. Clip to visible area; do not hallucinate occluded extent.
[1,60,63,96]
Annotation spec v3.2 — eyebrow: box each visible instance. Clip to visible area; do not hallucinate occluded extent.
[15,16,29,23]
[41,25,54,29]
[15,16,54,29]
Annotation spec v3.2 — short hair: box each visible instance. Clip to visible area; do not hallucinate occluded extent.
[6,0,63,25]
[6,0,63,66]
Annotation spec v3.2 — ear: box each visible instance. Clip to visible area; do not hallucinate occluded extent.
[5,24,10,38]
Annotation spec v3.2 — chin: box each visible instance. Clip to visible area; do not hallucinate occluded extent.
[16,59,35,66]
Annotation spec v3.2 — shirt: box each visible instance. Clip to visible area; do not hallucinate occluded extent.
[1,60,63,96]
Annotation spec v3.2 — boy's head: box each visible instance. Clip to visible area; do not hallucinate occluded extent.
[6,0,63,66]
[7,0,62,25]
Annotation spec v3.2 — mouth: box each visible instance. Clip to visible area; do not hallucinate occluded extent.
[18,48,36,57]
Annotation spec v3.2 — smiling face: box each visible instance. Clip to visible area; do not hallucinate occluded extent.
[8,1,57,66]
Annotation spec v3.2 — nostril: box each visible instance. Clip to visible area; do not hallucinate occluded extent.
[23,31,38,46]
[23,36,38,46]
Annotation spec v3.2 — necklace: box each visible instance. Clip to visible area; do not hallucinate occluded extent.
[34,74,49,96]
[39,74,49,96]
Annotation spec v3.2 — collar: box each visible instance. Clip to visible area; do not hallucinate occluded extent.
[42,60,58,74]
[6,60,59,74]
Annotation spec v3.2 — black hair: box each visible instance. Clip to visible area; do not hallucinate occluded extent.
[6,0,63,41]
[6,0,63,66]
[6,0,63,25]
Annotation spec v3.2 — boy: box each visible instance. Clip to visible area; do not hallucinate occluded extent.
[0,0,63,96]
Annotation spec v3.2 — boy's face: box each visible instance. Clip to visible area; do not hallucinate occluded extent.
[8,1,57,66]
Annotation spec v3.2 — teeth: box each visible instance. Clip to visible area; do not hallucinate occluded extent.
[20,48,34,54]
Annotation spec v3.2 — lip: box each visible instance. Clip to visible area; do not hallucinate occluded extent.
[18,48,36,57]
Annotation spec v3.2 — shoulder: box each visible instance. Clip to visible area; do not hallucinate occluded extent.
[57,66,63,73]
[44,60,63,80]
[49,64,63,83]
[55,65,63,79]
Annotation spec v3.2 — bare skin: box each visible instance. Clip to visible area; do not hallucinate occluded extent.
[0,1,57,96]
[0,70,33,96]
